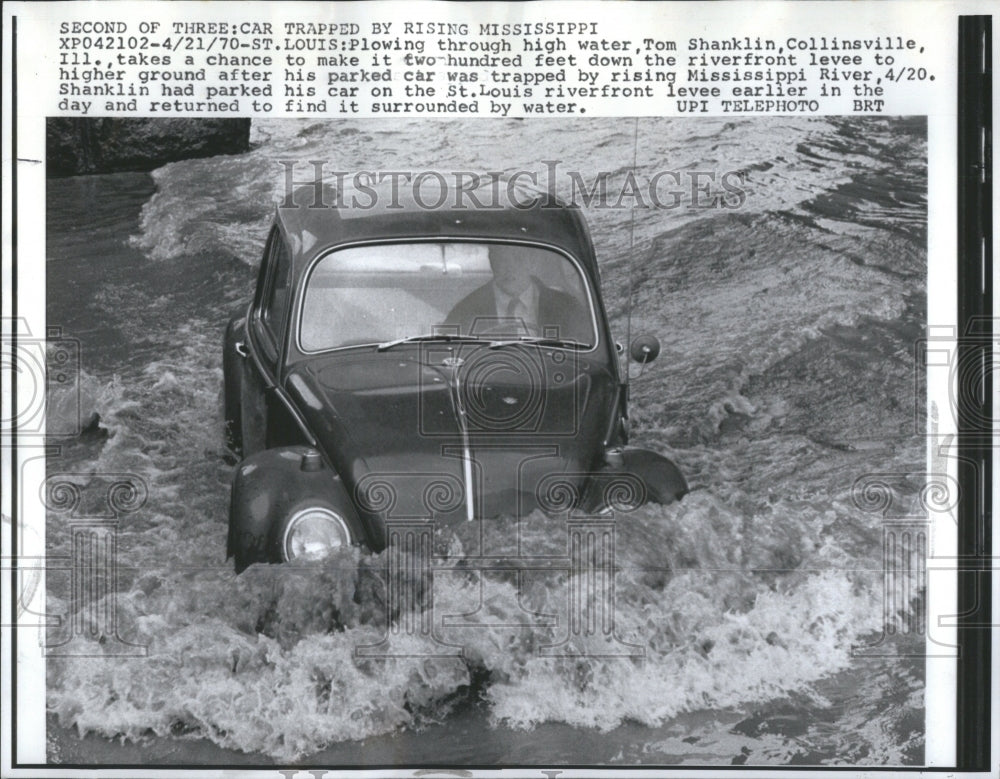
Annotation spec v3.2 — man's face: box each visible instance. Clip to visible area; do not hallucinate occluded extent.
[489,247,532,297]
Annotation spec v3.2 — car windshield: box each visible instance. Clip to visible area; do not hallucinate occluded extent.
[299,242,597,352]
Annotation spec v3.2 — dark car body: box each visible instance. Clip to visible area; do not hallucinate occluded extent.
[224,185,686,572]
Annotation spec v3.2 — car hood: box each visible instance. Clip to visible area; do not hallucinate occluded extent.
[285,345,616,526]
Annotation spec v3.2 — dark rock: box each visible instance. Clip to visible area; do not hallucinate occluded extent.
[47,118,251,177]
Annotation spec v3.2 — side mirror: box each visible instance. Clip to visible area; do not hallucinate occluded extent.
[629,335,661,364]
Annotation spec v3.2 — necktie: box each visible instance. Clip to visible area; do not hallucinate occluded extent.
[505,295,535,334]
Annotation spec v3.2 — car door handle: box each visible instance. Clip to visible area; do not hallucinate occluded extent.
[234,340,248,358]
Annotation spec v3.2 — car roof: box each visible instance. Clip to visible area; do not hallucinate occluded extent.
[274,178,597,272]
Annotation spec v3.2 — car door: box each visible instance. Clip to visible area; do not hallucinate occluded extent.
[242,227,302,453]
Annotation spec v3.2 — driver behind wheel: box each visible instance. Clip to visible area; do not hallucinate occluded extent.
[445,244,592,343]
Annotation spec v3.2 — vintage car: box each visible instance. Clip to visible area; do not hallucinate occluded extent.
[224,184,686,572]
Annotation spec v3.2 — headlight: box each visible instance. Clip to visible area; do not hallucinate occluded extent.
[282,507,351,562]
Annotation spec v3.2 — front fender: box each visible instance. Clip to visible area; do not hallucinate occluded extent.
[581,448,688,511]
[621,448,688,504]
[227,446,369,573]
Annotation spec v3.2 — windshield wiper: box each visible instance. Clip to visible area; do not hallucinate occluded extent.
[376,333,485,351]
[487,336,590,350]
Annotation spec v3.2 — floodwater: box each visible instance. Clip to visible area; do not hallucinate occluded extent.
[45,117,927,766]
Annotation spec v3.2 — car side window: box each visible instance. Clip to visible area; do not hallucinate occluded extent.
[263,239,291,335]
[256,229,292,367]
